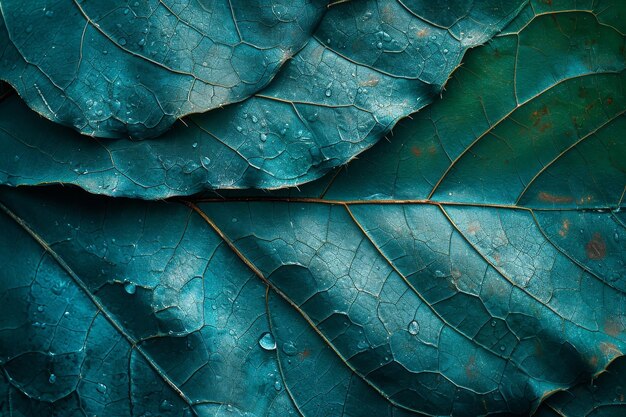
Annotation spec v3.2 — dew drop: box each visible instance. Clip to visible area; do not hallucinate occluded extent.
[259,332,276,350]
[118,38,127,46]
[138,38,146,47]
[201,156,211,166]
[124,281,136,295]
[44,9,54,17]
[615,232,619,241]
[96,383,107,394]
[325,88,332,97]
[274,380,282,391]
[281,341,298,356]
[407,320,419,335]
[192,142,198,148]
[251,115,258,123]
[499,345,506,352]
[235,125,243,132]
[48,373,57,384]
[491,320,497,327]
[37,305,45,313]
[160,399,174,413]
[434,270,445,278]
[443,48,449,54]
[260,133,267,142]
[376,42,383,49]
[357,339,368,349]
[26,25,33,33]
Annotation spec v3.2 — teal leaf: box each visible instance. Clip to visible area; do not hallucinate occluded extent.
[0,0,327,138]
[0,1,624,416]
[0,0,526,196]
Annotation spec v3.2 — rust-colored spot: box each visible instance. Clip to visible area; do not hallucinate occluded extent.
[585,102,596,112]
[538,192,573,203]
[539,122,553,132]
[416,28,429,38]
[588,355,598,367]
[411,146,422,157]
[586,232,607,260]
[299,348,311,360]
[531,105,549,126]
[467,221,481,235]
[360,77,380,87]
[607,97,614,105]
[558,219,570,237]
[604,318,623,337]
[578,195,594,204]
[541,0,553,5]
[599,342,622,358]
[428,145,438,155]
[465,355,477,380]
[493,252,501,266]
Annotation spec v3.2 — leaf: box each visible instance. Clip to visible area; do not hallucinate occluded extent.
[0,0,328,138]
[533,356,626,417]
[0,1,624,416]
[0,0,526,196]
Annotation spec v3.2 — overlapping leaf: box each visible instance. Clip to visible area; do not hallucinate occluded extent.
[0,1,624,416]
[0,0,525,195]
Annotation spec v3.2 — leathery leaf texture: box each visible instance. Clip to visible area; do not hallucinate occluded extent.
[0,1,625,415]
[0,0,526,195]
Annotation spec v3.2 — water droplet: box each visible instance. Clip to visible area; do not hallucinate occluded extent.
[274,380,282,391]
[434,270,445,278]
[491,320,497,327]
[615,232,619,241]
[48,373,57,384]
[138,38,146,47]
[160,399,174,413]
[124,281,136,295]
[443,48,449,54]
[325,88,332,97]
[259,332,276,350]
[45,9,54,17]
[430,35,437,41]
[235,125,243,132]
[96,383,107,394]
[376,42,383,49]
[260,133,267,142]
[231,217,238,223]
[86,99,94,108]
[201,156,211,166]
[251,115,258,123]
[37,305,45,312]
[118,38,127,46]
[282,341,298,356]
[499,345,506,352]
[25,25,33,33]
[407,320,419,335]
[357,339,368,349]
[192,142,198,148]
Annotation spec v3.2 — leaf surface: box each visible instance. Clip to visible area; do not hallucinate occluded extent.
[0,1,624,416]
[0,0,525,195]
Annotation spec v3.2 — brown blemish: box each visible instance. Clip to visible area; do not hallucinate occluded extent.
[465,355,477,380]
[538,192,573,203]
[599,342,622,358]
[416,28,429,38]
[467,221,481,235]
[411,146,422,157]
[588,355,598,367]
[585,232,607,260]
[558,219,570,237]
[607,97,614,105]
[539,122,553,132]
[299,348,311,360]
[360,77,380,87]
[531,105,549,127]
[428,145,438,155]
[604,318,623,337]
